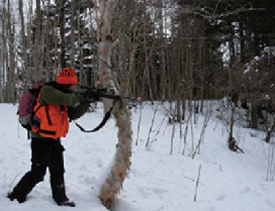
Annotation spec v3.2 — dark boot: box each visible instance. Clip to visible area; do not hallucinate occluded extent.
[7,192,26,203]
[57,199,76,207]
[50,176,75,207]
[51,177,73,206]
[48,141,72,206]
[7,167,45,204]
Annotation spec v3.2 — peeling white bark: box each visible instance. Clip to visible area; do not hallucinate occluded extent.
[96,0,133,209]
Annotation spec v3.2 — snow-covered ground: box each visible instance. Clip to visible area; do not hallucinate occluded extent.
[0,102,275,211]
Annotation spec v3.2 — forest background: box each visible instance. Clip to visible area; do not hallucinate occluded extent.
[1,0,275,139]
[1,0,275,209]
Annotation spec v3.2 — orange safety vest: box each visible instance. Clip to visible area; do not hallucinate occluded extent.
[31,93,69,139]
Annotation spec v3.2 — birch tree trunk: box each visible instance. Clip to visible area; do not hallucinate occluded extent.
[0,1,6,102]
[7,0,16,103]
[96,0,133,209]
[19,0,28,89]
[34,0,41,81]
[59,0,66,68]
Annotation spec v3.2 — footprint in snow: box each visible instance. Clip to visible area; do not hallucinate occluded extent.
[216,194,226,201]
[239,186,251,194]
[138,187,168,199]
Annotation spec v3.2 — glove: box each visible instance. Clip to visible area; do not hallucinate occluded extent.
[80,90,100,102]
[89,91,100,101]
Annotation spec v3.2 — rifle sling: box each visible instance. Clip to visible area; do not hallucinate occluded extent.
[74,106,114,133]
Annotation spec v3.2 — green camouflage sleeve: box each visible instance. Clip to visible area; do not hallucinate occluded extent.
[67,101,90,120]
[39,85,80,107]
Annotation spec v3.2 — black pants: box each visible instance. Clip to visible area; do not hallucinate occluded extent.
[10,137,68,203]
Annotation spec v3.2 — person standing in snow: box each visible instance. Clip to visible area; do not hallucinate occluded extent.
[8,67,98,207]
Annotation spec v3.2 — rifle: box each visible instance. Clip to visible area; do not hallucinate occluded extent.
[74,86,140,133]
[79,86,139,105]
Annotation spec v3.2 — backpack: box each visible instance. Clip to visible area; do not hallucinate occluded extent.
[17,81,47,130]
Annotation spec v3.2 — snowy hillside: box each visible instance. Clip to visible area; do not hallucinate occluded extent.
[0,102,275,211]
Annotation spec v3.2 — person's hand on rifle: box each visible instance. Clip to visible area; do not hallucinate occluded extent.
[79,89,100,102]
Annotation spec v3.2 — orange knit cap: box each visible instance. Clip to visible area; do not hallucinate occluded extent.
[56,67,78,85]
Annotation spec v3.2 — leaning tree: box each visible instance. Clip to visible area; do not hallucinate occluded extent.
[94,0,133,209]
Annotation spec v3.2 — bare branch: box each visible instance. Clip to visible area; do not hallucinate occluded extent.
[193,7,265,19]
